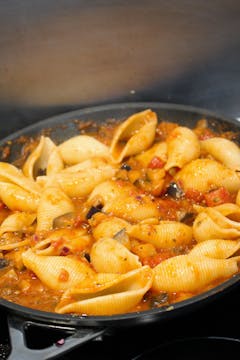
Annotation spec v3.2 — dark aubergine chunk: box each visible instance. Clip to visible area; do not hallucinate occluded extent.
[84,253,91,262]
[86,205,103,219]
[120,163,132,171]
[166,182,183,199]
[0,258,9,269]
[150,292,169,308]
[180,212,196,226]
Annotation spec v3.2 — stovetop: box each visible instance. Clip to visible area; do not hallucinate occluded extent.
[1,283,240,360]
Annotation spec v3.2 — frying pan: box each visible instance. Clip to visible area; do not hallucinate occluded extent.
[1,102,240,360]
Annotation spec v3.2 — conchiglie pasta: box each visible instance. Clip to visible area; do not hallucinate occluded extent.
[0,212,36,236]
[89,213,130,241]
[0,162,41,195]
[189,239,240,259]
[33,228,92,256]
[174,158,240,193]
[58,135,110,165]
[22,249,95,290]
[36,186,75,233]
[193,208,240,242]
[165,126,200,172]
[88,180,160,221]
[90,237,142,273]
[200,137,240,171]
[22,136,64,179]
[152,255,239,293]
[152,239,240,293]
[135,142,167,167]
[110,109,157,163]
[0,212,36,250]
[55,266,153,315]
[55,165,116,198]
[128,221,192,248]
[0,182,39,212]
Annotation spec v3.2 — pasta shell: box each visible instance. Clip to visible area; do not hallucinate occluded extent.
[193,208,240,242]
[128,221,192,248]
[165,127,200,171]
[55,165,116,198]
[55,266,153,315]
[0,182,39,212]
[0,212,36,251]
[200,137,240,171]
[135,142,167,167]
[88,180,160,221]
[58,135,110,165]
[0,162,41,195]
[189,239,240,259]
[153,239,240,293]
[23,136,64,179]
[36,186,75,233]
[22,249,95,290]
[33,228,92,256]
[62,158,112,173]
[152,255,239,293]
[90,237,142,273]
[110,109,157,163]
[194,203,240,219]
[174,159,240,193]
[90,213,130,241]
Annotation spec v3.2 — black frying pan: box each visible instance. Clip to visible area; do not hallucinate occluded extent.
[1,102,240,359]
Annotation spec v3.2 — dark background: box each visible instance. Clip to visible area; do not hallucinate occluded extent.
[0,0,240,138]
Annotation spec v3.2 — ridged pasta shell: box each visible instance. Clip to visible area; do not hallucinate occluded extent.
[135,142,167,167]
[55,165,116,198]
[55,266,153,315]
[90,213,130,241]
[23,136,64,180]
[0,182,39,212]
[200,137,240,171]
[90,237,142,273]
[62,158,112,173]
[189,239,240,259]
[110,109,157,163]
[193,208,240,242]
[0,162,41,195]
[58,135,110,165]
[88,180,160,221]
[22,249,95,290]
[33,228,92,256]
[128,221,192,248]
[36,186,75,233]
[165,127,200,171]
[0,212,36,251]
[152,239,240,293]
[194,203,240,220]
[174,158,240,193]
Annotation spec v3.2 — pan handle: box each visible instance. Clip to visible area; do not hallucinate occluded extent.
[6,313,106,360]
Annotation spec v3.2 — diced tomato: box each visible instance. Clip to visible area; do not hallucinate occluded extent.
[184,188,204,203]
[148,156,165,169]
[142,251,173,268]
[204,187,233,207]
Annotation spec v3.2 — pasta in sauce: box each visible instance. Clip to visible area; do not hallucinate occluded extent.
[0,109,240,316]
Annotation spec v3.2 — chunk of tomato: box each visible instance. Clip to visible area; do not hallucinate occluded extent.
[148,156,165,169]
[204,187,232,207]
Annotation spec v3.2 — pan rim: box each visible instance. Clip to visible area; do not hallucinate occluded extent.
[0,101,239,145]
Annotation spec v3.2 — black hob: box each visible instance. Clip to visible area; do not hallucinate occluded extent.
[1,283,240,360]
